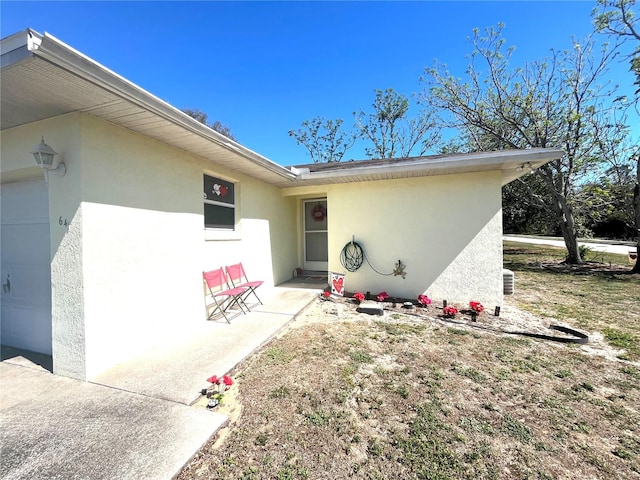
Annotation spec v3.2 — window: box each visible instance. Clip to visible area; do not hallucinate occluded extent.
[203,174,235,230]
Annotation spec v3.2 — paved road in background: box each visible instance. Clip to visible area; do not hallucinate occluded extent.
[503,235,636,256]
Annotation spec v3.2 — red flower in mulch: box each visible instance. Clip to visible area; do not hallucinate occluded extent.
[470,301,485,313]
[353,292,365,302]
[322,291,331,299]
[376,292,390,302]
[222,375,234,389]
[417,294,432,306]
[443,306,459,318]
[207,375,220,385]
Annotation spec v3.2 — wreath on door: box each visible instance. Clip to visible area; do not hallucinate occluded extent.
[312,203,326,222]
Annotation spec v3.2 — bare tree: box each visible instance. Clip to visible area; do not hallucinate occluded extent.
[354,88,440,159]
[635,155,640,273]
[421,25,622,263]
[594,0,640,99]
[182,107,237,141]
[594,0,640,271]
[288,117,357,163]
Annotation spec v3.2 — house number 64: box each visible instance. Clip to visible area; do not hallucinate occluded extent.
[59,216,70,228]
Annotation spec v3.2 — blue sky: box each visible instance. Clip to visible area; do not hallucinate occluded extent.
[1,1,637,165]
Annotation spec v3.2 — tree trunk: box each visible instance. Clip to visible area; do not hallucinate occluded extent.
[631,158,640,274]
[540,168,583,264]
[556,193,583,264]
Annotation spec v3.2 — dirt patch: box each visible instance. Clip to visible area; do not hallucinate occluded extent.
[537,259,640,276]
[178,295,640,480]
[293,295,628,364]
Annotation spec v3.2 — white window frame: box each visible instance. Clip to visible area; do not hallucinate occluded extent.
[203,173,241,241]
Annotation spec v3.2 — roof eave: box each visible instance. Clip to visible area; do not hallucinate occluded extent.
[18,30,296,182]
[289,148,564,186]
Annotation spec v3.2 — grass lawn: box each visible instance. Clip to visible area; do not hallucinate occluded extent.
[503,241,640,361]
[179,242,640,480]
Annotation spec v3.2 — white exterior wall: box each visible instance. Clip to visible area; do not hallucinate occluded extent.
[79,114,297,378]
[201,167,298,289]
[324,172,504,307]
[1,113,297,380]
[1,114,87,379]
[2,111,504,379]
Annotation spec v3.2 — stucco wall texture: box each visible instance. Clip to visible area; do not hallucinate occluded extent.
[2,113,505,380]
[322,172,504,307]
[1,113,88,379]
[1,114,298,379]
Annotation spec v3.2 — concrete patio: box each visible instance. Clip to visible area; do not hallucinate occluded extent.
[0,284,322,480]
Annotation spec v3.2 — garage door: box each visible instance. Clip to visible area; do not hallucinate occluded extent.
[1,179,52,354]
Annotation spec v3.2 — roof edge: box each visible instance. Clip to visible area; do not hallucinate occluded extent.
[292,148,564,182]
[0,28,42,67]
[20,30,296,182]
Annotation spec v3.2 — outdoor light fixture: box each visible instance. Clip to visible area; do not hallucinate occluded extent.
[31,137,65,181]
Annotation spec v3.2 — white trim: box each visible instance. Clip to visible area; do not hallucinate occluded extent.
[204,199,234,208]
[204,228,242,242]
[286,148,565,187]
[12,30,297,182]
[203,173,239,236]
[0,28,41,55]
[303,198,328,271]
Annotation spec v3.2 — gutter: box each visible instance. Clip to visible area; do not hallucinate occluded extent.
[22,30,297,182]
[290,148,565,182]
[0,28,42,67]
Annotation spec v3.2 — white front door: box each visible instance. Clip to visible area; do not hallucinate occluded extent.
[1,179,52,354]
[303,199,328,272]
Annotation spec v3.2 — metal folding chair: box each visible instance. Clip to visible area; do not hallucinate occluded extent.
[225,262,264,308]
[202,268,249,323]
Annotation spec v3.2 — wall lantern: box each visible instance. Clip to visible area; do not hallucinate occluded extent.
[31,137,65,181]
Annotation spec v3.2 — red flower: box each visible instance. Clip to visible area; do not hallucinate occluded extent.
[222,375,234,386]
[207,375,220,385]
[322,291,331,298]
[469,301,485,313]
[417,294,432,306]
[353,292,365,302]
[443,306,458,317]
[376,291,389,302]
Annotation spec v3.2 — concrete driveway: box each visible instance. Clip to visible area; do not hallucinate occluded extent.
[0,361,226,480]
[1,286,320,480]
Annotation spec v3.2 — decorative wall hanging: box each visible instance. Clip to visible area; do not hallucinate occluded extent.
[213,183,228,197]
[330,272,345,296]
[312,202,326,222]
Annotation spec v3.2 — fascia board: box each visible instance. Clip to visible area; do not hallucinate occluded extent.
[296,148,565,182]
[0,28,42,66]
[27,31,296,182]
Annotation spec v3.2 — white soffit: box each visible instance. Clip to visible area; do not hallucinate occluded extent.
[1,29,564,189]
[282,148,565,189]
[1,29,296,185]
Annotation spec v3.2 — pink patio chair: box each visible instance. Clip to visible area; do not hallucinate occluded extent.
[202,268,250,323]
[225,262,264,308]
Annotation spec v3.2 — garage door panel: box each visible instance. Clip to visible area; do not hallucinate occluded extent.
[1,264,51,307]
[1,224,51,264]
[1,305,52,354]
[0,180,48,220]
[1,178,51,355]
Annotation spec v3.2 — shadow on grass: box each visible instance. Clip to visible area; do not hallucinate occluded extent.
[503,245,637,279]
[437,316,589,345]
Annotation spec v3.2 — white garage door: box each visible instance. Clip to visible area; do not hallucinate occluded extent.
[1,179,52,354]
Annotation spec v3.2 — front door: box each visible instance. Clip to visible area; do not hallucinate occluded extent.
[303,199,328,271]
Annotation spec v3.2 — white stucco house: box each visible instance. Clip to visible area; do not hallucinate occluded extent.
[0,29,563,381]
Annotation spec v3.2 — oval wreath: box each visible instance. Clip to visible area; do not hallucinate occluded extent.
[312,203,326,222]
